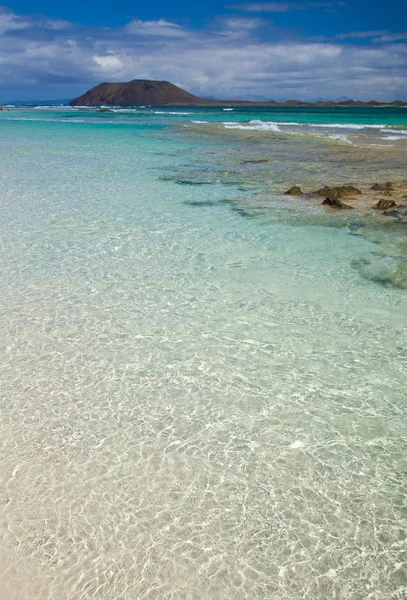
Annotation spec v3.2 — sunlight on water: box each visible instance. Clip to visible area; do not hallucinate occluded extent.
[0,109,407,599]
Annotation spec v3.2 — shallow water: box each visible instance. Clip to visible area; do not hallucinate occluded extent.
[0,108,407,599]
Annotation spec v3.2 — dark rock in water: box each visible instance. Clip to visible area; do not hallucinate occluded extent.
[357,257,407,289]
[175,179,212,186]
[322,189,353,210]
[322,198,354,209]
[321,187,353,208]
[97,108,112,112]
[315,185,361,198]
[285,185,303,195]
[184,200,217,207]
[243,159,268,164]
[372,182,393,191]
[383,204,407,218]
[373,198,396,210]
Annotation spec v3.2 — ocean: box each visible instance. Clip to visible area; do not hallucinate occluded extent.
[0,105,407,599]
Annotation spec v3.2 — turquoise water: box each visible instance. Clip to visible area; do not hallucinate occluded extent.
[0,107,407,599]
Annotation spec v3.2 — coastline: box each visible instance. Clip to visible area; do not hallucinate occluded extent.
[0,104,406,598]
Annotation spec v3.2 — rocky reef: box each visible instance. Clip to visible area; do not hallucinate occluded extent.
[284,181,407,217]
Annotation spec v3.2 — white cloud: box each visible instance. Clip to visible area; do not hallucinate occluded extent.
[231,1,346,12]
[373,32,407,43]
[0,6,30,33]
[93,55,124,72]
[124,19,189,38]
[0,7,405,101]
[336,30,388,40]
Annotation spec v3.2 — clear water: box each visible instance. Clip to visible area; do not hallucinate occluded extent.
[0,107,407,599]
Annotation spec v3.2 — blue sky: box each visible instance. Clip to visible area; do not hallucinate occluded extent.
[0,0,406,101]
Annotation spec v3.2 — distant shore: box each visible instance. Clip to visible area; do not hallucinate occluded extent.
[68,79,407,108]
[68,99,407,108]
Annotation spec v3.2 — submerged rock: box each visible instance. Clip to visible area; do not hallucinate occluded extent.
[383,204,407,218]
[357,258,407,289]
[315,185,361,198]
[372,182,393,191]
[322,187,354,209]
[373,198,396,210]
[285,185,303,195]
[322,197,354,209]
[243,159,269,164]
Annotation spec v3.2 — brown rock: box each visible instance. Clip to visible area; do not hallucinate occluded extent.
[314,185,361,198]
[372,182,393,191]
[285,185,303,195]
[373,199,396,210]
[322,196,353,210]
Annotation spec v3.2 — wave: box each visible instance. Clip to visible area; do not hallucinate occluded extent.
[311,123,387,130]
[326,134,352,143]
[224,120,281,132]
[191,120,209,124]
[154,111,192,115]
[381,135,407,140]
[380,128,407,135]
[33,105,72,110]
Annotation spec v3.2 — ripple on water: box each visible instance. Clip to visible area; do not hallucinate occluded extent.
[0,113,406,599]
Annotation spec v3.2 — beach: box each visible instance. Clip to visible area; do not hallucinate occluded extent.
[0,105,407,599]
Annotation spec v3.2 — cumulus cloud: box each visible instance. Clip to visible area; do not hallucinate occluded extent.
[0,6,406,100]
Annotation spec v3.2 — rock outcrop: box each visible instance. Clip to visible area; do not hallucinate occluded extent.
[280,180,407,215]
[322,195,354,210]
[372,182,393,191]
[373,199,396,210]
[314,185,361,198]
[69,80,212,107]
[285,186,303,195]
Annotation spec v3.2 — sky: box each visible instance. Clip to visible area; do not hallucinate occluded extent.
[0,0,406,101]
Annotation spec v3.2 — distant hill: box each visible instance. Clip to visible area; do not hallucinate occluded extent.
[69,80,215,107]
[69,79,407,107]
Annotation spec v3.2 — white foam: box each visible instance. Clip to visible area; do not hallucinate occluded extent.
[154,111,192,115]
[33,105,71,110]
[380,128,407,135]
[327,134,352,143]
[381,135,407,140]
[273,121,301,126]
[223,120,281,132]
[312,132,353,144]
[223,108,234,111]
[191,120,208,124]
[312,123,386,130]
